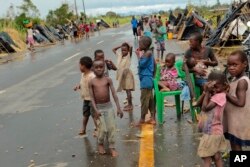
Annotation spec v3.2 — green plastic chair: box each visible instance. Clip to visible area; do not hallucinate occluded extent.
[154,59,200,124]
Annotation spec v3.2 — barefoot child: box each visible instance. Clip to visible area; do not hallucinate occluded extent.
[94,49,117,76]
[158,53,179,92]
[74,56,97,136]
[197,71,228,167]
[27,27,35,51]
[89,60,123,157]
[112,42,135,111]
[224,50,250,151]
[136,36,156,125]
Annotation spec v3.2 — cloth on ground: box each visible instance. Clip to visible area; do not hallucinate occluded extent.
[180,81,191,101]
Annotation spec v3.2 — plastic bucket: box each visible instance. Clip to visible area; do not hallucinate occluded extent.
[168,32,173,40]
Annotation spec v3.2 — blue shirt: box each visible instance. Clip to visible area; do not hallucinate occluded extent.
[131,19,138,28]
[138,54,154,89]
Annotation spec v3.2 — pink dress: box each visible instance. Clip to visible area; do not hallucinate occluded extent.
[160,66,179,90]
[197,93,227,157]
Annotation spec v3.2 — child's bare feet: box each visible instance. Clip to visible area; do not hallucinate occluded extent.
[78,130,86,136]
[135,120,145,127]
[98,144,106,155]
[123,105,133,111]
[161,88,170,92]
[149,118,156,125]
[93,129,98,138]
[146,118,156,125]
[110,148,118,157]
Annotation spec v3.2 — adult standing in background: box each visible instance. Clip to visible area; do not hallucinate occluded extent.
[131,16,138,38]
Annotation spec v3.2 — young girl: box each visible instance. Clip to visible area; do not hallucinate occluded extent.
[224,50,250,151]
[112,43,135,111]
[27,27,35,51]
[197,71,228,167]
[158,53,179,92]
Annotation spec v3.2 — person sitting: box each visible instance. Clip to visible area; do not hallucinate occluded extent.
[183,33,218,90]
[158,53,180,92]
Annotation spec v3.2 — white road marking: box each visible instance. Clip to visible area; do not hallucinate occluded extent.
[64,52,81,61]
[97,40,104,45]
[0,90,6,94]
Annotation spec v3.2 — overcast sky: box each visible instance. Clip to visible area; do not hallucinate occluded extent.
[0,0,232,18]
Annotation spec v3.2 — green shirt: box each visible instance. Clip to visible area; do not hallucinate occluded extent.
[155,26,166,41]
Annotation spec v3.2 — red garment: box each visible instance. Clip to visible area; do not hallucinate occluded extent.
[84,24,90,32]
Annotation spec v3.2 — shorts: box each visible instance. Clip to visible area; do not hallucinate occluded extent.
[73,31,78,37]
[197,134,227,158]
[133,28,138,36]
[82,100,93,117]
[156,40,165,51]
[195,78,207,87]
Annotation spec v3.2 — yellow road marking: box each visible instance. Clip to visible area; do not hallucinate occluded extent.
[139,124,154,167]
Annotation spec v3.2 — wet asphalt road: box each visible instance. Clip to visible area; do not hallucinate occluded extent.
[0,25,228,167]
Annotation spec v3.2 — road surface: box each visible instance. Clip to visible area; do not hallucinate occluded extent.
[0,25,226,167]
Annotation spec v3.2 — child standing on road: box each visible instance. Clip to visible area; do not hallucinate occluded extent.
[94,50,117,77]
[89,60,123,157]
[197,71,228,167]
[136,36,156,125]
[74,56,97,136]
[224,50,250,151]
[158,53,179,92]
[112,42,135,111]
[27,27,35,51]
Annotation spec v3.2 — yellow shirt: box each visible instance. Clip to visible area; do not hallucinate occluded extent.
[80,72,95,100]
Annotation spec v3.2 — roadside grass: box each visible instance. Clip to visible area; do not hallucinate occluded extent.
[88,16,131,27]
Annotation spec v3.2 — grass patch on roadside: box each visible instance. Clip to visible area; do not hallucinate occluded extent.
[88,16,131,27]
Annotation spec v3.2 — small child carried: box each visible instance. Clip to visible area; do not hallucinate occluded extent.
[112,42,135,111]
[89,60,123,157]
[158,53,179,92]
[196,71,228,167]
[186,57,213,79]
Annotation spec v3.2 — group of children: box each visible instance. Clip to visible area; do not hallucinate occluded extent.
[195,50,250,167]
[73,31,250,165]
[157,47,250,167]
[73,36,156,157]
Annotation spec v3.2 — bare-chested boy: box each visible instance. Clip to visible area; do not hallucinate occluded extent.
[89,60,123,157]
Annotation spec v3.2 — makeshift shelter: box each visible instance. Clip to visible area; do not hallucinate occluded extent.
[0,32,18,53]
[33,29,49,44]
[176,11,213,40]
[45,26,64,41]
[96,19,110,28]
[206,1,250,56]
[34,25,57,43]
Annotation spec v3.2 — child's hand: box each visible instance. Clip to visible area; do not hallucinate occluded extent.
[73,84,80,91]
[117,109,123,119]
[95,111,102,119]
[225,84,230,93]
[204,81,216,93]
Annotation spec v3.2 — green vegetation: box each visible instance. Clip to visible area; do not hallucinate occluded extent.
[0,0,231,42]
[46,4,75,26]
